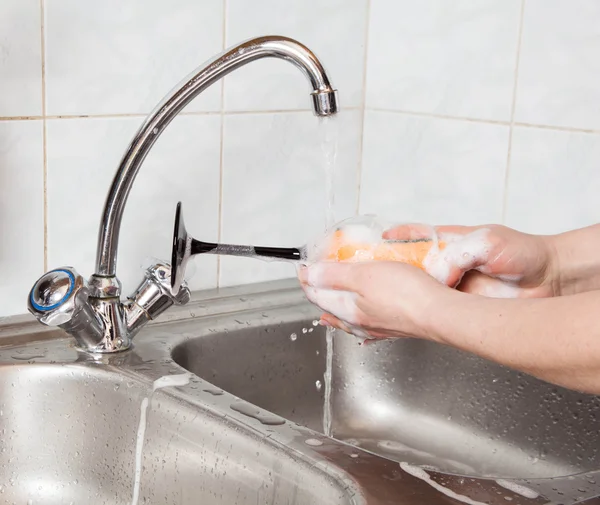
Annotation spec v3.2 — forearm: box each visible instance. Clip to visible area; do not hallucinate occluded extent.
[428,289,600,393]
[549,224,600,295]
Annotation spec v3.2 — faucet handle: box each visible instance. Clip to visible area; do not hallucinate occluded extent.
[125,262,190,336]
[29,268,83,325]
[28,267,107,348]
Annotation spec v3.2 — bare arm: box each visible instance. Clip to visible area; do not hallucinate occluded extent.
[300,260,600,394]
[429,288,600,394]
[550,224,600,295]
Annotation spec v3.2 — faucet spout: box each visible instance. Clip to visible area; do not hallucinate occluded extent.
[28,35,339,353]
[94,35,339,282]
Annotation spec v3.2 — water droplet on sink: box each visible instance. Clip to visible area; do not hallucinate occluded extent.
[203,388,224,396]
[304,438,323,446]
[230,401,285,426]
[315,380,322,391]
[11,352,46,360]
[290,333,297,341]
[312,320,319,326]
[302,328,308,334]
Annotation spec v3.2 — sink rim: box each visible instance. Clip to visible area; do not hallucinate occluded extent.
[2,278,599,505]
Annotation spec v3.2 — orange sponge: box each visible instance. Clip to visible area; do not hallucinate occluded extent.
[323,229,446,270]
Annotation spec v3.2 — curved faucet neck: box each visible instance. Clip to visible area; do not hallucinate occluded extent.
[93,35,338,288]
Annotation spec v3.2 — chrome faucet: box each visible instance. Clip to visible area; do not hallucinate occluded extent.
[28,36,339,354]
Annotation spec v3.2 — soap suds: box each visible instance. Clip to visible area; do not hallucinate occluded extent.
[303,286,359,325]
[400,462,487,505]
[495,479,539,499]
[425,229,492,286]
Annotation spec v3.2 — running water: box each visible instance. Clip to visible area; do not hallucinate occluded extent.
[319,116,339,230]
[131,373,191,505]
[318,116,339,437]
[323,328,334,436]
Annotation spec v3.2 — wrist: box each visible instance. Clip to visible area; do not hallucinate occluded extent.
[419,285,464,344]
[541,234,563,296]
[544,228,600,296]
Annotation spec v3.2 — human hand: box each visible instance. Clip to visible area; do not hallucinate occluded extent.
[384,224,557,299]
[299,261,449,340]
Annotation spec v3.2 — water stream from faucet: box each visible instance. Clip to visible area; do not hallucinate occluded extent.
[318,116,340,437]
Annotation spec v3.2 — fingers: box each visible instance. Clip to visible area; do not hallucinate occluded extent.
[383,223,435,241]
[320,313,352,333]
[384,224,486,246]
[303,285,359,324]
[457,271,520,299]
[320,313,375,341]
[299,262,360,291]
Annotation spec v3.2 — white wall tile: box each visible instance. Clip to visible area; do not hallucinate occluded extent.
[366,0,520,121]
[47,115,220,294]
[0,121,44,317]
[506,127,600,234]
[219,110,361,286]
[224,0,368,111]
[45,0,223,116]
[0,0,42,117]
[515,0,600,131]
[359,111,509,225]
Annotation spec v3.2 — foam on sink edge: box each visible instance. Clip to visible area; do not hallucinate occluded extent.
[399,462,488,505]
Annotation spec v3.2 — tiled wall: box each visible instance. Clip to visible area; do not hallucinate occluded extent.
[1,0,599,317]
[360,0,600,236]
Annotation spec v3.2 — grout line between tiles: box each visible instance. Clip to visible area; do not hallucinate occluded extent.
[501,0,526,225]
[0,107,363,123]
[366,107,600,136]
[40,0,48,272]
[513,121,600,135]
[2,107,600,135]
[368,107,512,127]
[355,0,372,215]
[216,0,228,289]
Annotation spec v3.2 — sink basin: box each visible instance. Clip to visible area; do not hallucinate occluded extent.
[0,362,353,505]
[172,301,600,480]
[3,280,599,505]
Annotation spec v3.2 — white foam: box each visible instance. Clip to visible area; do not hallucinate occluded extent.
[305,215,398,264]
[399,462,488,505]
[303,286,359,326]
[131,373,191,505]
[151,373,192,392]
[378,441,476,474]
[495,479,539,499]
[425,229,492,285]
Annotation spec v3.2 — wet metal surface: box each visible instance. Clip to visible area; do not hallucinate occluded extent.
[2,279,600,504]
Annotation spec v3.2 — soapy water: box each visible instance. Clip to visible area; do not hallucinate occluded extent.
[373,439,477,475]
[132,373,191,505]
[400,462,488,505]
[495,479,539,499]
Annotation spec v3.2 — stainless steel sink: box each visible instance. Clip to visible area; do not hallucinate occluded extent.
[3,280,600,504]
[0,340,356,504]
[173,308,600,479]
